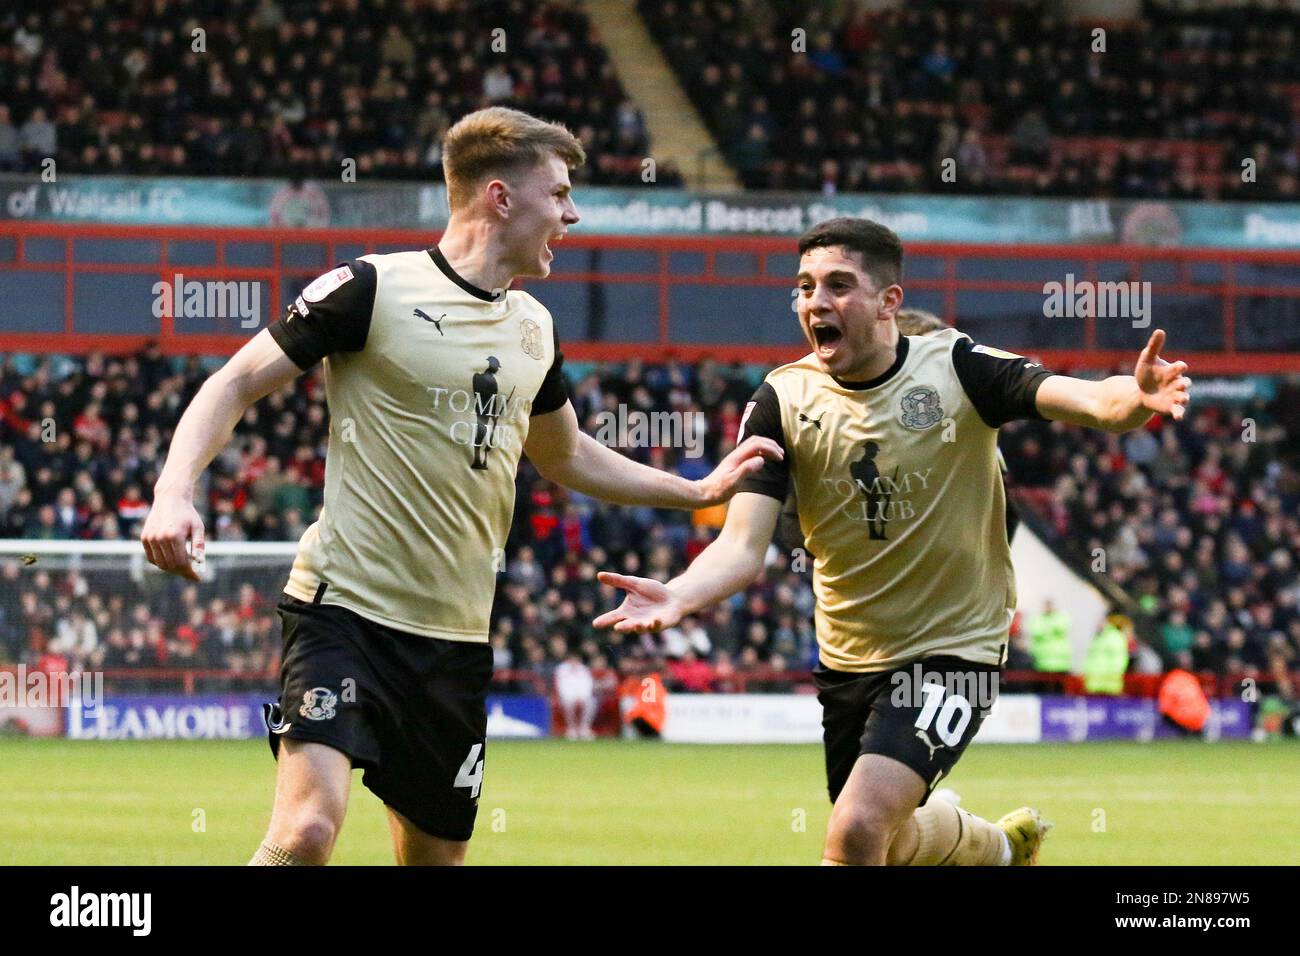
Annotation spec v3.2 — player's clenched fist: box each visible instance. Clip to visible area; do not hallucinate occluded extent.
[141,494,206,581]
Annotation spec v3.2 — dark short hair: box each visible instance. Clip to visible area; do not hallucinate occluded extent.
[797,217,903,289]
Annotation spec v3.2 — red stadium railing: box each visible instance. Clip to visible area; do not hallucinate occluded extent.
[2,221,1299,372]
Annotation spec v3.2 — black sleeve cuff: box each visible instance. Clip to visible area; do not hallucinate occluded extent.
[267,317,319,371]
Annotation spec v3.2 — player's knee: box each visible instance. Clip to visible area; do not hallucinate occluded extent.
[275,809,342,863]
[825,803,900,864]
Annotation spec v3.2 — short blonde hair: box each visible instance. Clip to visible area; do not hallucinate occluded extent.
[896,308,947,336]
[442,106,586,212]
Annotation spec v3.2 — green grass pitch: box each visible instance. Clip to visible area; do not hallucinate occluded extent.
[1,738,1296,865]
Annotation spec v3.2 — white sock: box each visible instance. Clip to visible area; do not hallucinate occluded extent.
[998,831,1012,866]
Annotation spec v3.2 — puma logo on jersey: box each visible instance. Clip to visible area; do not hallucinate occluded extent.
[414,308,446,334]
[263,702,294,735]
[915,728,945,760]
[798,412,824,430]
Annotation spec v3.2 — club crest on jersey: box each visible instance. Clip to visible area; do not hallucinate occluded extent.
[899,385,943,430]
[299,687,338,721]
[520,317,544,360]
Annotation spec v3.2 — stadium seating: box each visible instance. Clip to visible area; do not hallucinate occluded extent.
[638,0,1299,199]
[0,1,676,185]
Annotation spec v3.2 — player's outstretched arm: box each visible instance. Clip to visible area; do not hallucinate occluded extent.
[142,329,303,580]
[525,400,782,508]
[1035,329,1190,433]
[593,492,780,633]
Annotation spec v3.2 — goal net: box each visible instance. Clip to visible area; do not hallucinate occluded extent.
[0,540,298,694]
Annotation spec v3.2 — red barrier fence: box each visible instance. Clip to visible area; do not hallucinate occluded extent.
[2,221,1298,372]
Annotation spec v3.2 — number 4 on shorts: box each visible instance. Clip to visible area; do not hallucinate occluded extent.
[454,743,485,799]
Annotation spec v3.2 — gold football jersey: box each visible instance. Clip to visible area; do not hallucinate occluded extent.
[738,329,1053,671]
[268,248,567,642]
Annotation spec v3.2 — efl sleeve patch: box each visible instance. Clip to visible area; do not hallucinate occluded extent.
[971,344,1024,361]
[302,264,355,302]
[737,401,757,442]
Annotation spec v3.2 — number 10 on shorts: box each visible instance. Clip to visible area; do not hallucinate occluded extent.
[914,683,972,747]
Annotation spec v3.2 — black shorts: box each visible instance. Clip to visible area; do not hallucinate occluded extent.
[815,655,1000,806]
[264,596,493,842]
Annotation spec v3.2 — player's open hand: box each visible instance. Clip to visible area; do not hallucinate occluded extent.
[593,571,684,633]
[141,493,206,581]
[693,435,783,507]
[1134,329,1191,421]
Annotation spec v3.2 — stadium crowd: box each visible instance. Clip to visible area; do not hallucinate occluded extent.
[5,1,1296,200]
[0,0,681,187]
[1000,398,1300,687]
[0,344,1297,695]
[641,0,1300,200]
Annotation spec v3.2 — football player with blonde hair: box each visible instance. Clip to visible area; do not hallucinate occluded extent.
[144,107,780,865]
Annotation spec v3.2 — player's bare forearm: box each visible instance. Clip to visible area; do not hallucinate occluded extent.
[594,492,779,633]
[556,432,703,507]
[154,376,255,499]
[526,401,782,508]
[1036,375,1151,433]
[154,330,303,499]
[666,534,766,616]
[145,376,251,579]
[145,331,302,580]
[1035,329,1190,433]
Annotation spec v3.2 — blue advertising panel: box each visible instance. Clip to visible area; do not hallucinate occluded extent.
[64,693,551,740]
[486,695,550,739]
[1038,696,1251,742]
[66,694,269,740]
